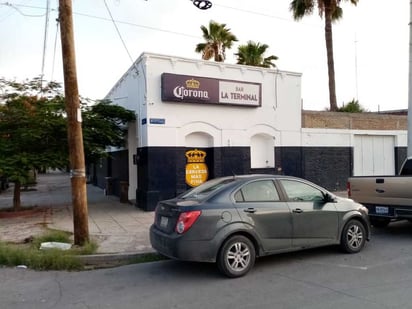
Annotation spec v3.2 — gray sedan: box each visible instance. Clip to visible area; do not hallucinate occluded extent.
[150,175,370,278]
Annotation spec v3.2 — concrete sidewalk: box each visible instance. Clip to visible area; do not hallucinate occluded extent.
[0,172,154,255]
[0,172,349,261]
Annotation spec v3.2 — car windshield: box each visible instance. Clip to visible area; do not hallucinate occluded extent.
[180,177,235,199]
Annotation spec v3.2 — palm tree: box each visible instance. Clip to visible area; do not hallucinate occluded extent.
[195,20,238,62]
[290,0,359,111]
[235,41,278,68]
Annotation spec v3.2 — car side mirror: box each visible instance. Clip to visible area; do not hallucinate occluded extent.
[323,192,337,203]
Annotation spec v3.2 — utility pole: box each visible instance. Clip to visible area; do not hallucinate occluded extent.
[408,0,412,156]
[59,0,89,245]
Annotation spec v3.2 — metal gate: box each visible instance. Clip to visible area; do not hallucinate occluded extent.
[353,135,395,176]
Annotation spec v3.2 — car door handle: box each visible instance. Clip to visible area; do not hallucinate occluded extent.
[244,208,256,213]
[376,189,385,193]
[293,208,303,213]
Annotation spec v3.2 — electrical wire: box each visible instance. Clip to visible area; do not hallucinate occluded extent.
[215,3,294,22]
[0,1,320,37]
[1,0,321,83]
[214,2,321,28]
[40,0,50,91]
[0,2,46,17]
[73,10,200,39]
[103,0,138,74]
[51,17,59,81]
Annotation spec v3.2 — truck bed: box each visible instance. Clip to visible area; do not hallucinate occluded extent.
[348,175,412,225]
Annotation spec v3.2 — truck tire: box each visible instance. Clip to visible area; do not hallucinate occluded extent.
[340,219,366,253]
[370,217,390,228]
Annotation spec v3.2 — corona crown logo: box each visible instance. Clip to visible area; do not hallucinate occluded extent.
[185,78,200,89]
[185,149,206,163]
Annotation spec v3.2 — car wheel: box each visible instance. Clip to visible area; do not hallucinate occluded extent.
[370,217,390,228]
[340,219,366,253]
[217,235,256,278]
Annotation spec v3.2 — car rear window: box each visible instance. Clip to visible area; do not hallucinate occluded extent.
[181,177,235,199]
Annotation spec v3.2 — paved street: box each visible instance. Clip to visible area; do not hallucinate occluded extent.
[1,220,412,308]
[2,172,412,308]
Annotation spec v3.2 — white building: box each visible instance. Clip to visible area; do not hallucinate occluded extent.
[99,52,407,210]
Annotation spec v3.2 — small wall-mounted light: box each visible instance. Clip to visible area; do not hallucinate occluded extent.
[191,0,212,10]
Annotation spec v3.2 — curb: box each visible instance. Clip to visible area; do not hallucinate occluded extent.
[76,250,160,266]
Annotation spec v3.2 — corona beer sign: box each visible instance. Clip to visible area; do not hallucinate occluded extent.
[185,149,208,187]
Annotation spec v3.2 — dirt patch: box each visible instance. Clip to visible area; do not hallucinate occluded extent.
[0,207,52,243]
[0,207,50,219]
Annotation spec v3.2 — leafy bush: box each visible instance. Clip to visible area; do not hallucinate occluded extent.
[338,99,366,113]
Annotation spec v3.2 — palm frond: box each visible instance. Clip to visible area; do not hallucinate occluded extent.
[195,20,237,62]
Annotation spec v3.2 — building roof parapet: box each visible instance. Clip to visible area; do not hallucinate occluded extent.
[302,110,407,130]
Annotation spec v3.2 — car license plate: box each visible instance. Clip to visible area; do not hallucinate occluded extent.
[375,206,389,214]
[160,216,169,228]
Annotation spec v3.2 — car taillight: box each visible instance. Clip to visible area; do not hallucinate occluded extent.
[175,210,201,234]
[347,182,351,198]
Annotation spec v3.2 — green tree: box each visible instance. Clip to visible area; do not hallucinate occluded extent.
[290,0,359,111]
[195,20,238,62]
[0,78,135,210]
[82,100,136,166]
[235,41,278,68]
[338,99,366,112]
[0,80,68,210]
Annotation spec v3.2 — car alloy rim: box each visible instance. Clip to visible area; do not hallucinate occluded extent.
[226,242,251,272]
[347,224,363,249]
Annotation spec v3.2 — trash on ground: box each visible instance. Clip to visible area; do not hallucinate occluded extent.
[40,242,72,251]
[16,265,28,269]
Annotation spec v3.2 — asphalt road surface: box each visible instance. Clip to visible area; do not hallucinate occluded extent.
[2,221,412,309]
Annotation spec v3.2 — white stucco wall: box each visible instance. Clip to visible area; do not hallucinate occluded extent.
[104,52,408,199]
[105,52,303,199]
[301,128,407,147]
[107,52,303,149]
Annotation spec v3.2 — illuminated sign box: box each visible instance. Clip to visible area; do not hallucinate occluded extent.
[185,149,208,187]
[161,73,261,107]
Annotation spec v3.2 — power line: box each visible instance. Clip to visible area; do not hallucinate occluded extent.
[40,0,50,90]
[1,0,322,83]
[0,2,201,39]
[73,10,201,39]
[215,3,294,23]
[102,0,140,76]
[214,2,321,28]
[103,0,138,71]
[0,1,320,39]
[0,2,47,17]
[51,17,60,81]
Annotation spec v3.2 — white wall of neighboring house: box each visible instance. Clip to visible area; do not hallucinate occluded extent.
[301,128,407,176]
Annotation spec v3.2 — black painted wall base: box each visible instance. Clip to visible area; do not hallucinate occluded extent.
[96,146,408,212]
[276,146,352,191]
[135,146,355,211]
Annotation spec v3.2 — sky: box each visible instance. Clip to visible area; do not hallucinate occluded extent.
[0,0,410,111]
